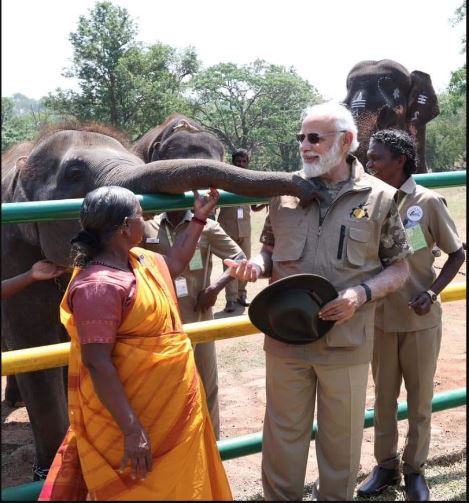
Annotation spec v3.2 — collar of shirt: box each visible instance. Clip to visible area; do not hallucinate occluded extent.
[398,176,417,196]
[161,210,193,229]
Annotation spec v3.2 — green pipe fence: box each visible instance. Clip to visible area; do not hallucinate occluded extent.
[412,170,466,188]
[2,171,466,224]
[1,191,270,224]
[1,387,466,501]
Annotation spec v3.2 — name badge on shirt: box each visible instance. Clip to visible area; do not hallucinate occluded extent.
[189,247,203,271]
[405,223,427,252]
[237,207,244,219]
[174,276,189,298]
[145,237,160,244]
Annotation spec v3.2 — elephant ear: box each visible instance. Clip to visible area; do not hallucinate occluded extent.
[406,71,440,127]
[147,138,161,162]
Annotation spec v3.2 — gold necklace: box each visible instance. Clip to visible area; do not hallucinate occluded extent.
[87,260,131,272]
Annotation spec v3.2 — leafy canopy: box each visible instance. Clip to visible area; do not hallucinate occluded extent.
[189,60,321,171]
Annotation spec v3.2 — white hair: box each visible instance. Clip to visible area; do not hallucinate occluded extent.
[302,101,359,154]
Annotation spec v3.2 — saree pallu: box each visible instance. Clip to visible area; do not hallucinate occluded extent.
[39,247,232,501]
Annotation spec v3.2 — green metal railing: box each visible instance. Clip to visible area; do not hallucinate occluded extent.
[1,191,269,224]
[1,387,465,501]
[1,170,466,224]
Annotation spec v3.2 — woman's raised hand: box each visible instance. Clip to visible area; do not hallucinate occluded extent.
[193,188,220,221]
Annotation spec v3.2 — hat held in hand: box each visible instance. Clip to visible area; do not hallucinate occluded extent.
[248,274,338,345]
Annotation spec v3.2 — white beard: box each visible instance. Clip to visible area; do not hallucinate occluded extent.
[302,139,342,178]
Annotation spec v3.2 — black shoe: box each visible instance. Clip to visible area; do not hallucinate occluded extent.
[32,463,49,481]
[357,466,401,497]
[224,300,236,313]
[404,473,430,501]
[237,295,250,307]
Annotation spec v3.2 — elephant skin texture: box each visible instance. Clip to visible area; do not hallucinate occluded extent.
[2,119,320,473]
[344,59,439,173]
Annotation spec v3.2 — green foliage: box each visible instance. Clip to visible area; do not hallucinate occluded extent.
[44,1,199,139]
[188,60,322,171]
[425,83,466,171]
[450,0,466,52]
[1,95,54,153]
[426,1,466,171]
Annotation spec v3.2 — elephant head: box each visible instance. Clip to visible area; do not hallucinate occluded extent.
[132,113,225,162]
[344,59,439,173]
[2,121,321,267]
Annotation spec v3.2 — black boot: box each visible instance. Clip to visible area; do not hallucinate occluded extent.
[32,463,49,481]
[357,466,401,497]
[404,473,430,501]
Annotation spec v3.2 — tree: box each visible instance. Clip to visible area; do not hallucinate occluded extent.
[189,60,321,171]
[45,1,199,138]
[1,95,54,153]
[425,1,466,171]
[450,0,466,53]
[425,89,466,171]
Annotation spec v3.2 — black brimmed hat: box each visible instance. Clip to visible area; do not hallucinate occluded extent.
[248,274,338,345]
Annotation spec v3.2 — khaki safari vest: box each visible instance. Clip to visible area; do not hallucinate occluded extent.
[265,158,398,365]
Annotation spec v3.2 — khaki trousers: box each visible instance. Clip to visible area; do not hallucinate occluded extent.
[372,325,442,474]
[223,235,251,301]
[262,353,369,501]
[194,341,220,440]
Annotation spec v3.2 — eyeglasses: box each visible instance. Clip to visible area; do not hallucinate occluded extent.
[296,130,347,144]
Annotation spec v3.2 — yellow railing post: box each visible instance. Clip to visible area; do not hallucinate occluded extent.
[1,282,466,376]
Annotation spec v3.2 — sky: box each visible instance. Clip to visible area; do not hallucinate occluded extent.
[1,0,466,101]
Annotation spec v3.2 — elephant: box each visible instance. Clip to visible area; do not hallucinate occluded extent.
[1,120,321,478]
[132,113,225,163]
[344,59,439,173]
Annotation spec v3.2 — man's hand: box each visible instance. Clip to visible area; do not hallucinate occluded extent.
[193,188,220,221]
[30,260,69,281]
[408,292,432,315]
[224,258,261,283]
[195,286,218,312]
[318,286,365,325]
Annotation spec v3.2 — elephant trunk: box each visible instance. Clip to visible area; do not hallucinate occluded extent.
[412,126,429,174]
[103,159,321,206]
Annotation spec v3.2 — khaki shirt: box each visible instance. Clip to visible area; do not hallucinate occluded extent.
[217,205,251,239]
[143,212,243,323]
[375,176,462,332]
[260,157,412,365]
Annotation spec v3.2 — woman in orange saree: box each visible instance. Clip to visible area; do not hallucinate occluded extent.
[39,186,232,501]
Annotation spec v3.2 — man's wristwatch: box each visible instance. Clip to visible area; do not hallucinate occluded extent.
[426,289,438,303]
[360,283,372,303]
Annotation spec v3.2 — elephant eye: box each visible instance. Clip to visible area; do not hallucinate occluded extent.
[64,160,87,182]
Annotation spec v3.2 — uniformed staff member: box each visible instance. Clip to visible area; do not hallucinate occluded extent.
[143,208,245,440]
[357,129,465,501]
[218,149,259,312]
[225,101,411,501]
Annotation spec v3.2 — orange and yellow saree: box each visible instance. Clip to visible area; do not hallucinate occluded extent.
[39,247,232,501]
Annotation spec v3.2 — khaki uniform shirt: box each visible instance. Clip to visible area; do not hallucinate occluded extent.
[217,205,251,239]
[375,176,462,332]
[143,212,243,323]
[260,157,412,365]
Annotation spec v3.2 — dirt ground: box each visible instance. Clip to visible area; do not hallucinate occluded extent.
[1,204,466,499]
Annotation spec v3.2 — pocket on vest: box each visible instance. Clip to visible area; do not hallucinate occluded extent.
[346,224,371,266]
[271,217,309,262]
[325,309,372,348]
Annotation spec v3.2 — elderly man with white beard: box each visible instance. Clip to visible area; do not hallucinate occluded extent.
[224,101,411,501]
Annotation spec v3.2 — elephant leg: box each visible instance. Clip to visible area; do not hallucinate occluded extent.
[4,374,24,408]
[15,368,69,478]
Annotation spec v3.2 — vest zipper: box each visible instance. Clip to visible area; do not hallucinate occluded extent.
[312,186,371,270]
